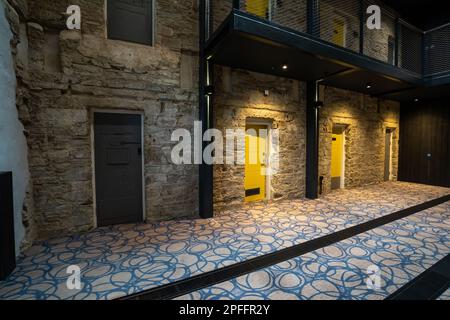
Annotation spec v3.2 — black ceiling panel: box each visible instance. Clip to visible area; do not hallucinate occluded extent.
[322,69,413,97]
[212,32,350,82]
[381,83,450,102]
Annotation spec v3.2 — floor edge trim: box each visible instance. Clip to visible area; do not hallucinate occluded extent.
[386,254,450,300]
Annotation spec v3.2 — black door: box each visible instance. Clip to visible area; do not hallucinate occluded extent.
[94,113,143,227]
[398,102,450,188]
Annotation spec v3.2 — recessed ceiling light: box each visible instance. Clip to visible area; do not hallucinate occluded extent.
[366,83,372,89]
[414,98,419,102]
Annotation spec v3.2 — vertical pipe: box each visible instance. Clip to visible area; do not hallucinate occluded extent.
[306,81,320,199]
[359,0,365,54]
[395,18,400,67]
[421,32,426,76]
[307,0,320,37]
[199,0,214,218]
[206,0,212,40]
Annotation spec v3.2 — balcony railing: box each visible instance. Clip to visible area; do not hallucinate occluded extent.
[424,23,450,79]
[205,0,450,80]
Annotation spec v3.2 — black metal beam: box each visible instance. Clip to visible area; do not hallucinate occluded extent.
[199,0,214,219]
[207,0,213,40]
[359,0,365,54]
[232,0,240,10]
[395,18,400,67]
[306,81,319,200]
[425,73,450,87]
[307,0,320,37]
[421,31,426,77]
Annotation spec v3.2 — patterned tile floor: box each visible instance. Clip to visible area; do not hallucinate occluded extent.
[0,182,449,300]
[178,202,450,300]
[438,289,450,300]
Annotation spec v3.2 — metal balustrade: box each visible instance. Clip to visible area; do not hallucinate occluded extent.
[424,23,450,78]
[317,0,361,53]
[399,22,423,75]
[205,0,450,79]
[363,2,396,63]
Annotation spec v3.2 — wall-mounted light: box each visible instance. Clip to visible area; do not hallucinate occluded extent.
[282,64,288,71]
[366,83,372,89]
[315,101,324,109]
[205,85,214,96]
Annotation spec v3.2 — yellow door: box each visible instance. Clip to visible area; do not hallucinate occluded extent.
[245,124,267,202]
[246,0,269,18]
[331,133,344,189]
[332,19,345,47]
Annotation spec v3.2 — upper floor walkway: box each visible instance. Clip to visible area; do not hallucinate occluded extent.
[203,0,450,101]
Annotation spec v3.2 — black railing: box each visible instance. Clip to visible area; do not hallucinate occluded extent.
[205,0,450,80]
[424,23,450,78]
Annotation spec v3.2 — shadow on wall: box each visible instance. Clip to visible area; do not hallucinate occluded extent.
[0,2,30,256]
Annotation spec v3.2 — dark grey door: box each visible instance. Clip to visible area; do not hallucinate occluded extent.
[94,113,143,227]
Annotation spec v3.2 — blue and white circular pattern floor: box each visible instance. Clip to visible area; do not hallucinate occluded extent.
[177,202,450,300]
[0,182,449,300]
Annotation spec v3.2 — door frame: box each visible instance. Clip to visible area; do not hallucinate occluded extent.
[385,127,396,181]
[332,16,347,48]
[90,109,146,228]
[331,124,347,190]
[245,118,273,201]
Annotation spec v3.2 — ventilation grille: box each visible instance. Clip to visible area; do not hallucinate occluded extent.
[425,24,450,77]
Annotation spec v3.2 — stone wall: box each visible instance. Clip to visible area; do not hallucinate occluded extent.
[20,0,200,239]
[318,86,400,195]
[212,0,233,33]
[213,66,306,210]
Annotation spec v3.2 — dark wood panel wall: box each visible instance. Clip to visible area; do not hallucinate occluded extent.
[398,101,450,187]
